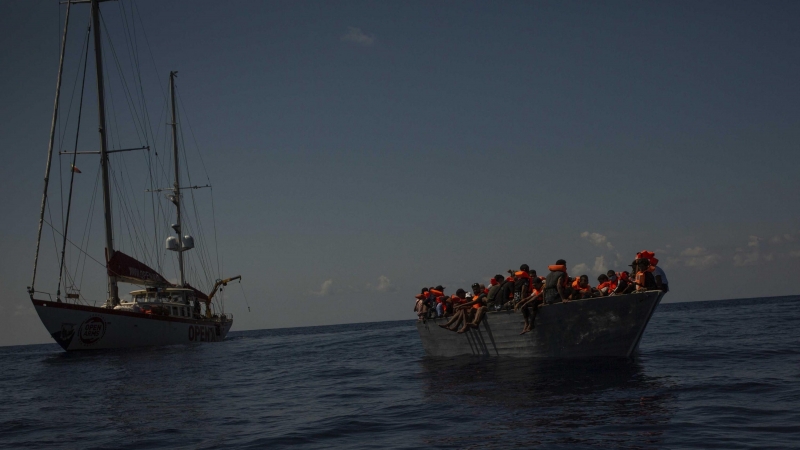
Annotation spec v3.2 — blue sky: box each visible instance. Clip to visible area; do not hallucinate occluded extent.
[1,0,800,345]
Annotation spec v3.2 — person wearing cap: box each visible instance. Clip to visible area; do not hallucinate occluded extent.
[631,259,657,292]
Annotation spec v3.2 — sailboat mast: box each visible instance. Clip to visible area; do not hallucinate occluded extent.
[169,71,186,287]
[29,0,72,296]
[91,0,118,303]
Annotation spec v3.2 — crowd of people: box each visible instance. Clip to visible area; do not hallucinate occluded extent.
[413,251,669,335]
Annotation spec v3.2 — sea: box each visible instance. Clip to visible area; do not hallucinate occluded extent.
[1,296,798,449]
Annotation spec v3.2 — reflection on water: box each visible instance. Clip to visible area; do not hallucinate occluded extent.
[419,356,674,448]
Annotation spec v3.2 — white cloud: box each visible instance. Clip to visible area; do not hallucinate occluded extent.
[311,279,334,296]
[376,275,396,292]
[13,304,34,317]
[341,27,375,46]
[572,263,589,275]
[679,247,721,269]
[592,256,607,274]
[734,236,761,266]
[580,231,613,250]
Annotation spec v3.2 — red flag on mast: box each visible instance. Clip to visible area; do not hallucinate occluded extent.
[70,164,82,173]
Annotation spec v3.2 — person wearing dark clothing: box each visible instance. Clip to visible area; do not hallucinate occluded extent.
[544,259,570,304]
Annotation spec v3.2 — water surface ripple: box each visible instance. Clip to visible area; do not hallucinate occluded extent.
[1,296,798,449]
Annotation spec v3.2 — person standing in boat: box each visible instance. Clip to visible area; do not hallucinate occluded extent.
[544,260,571,304]
[650,258,669,292]
[632,259,657,292]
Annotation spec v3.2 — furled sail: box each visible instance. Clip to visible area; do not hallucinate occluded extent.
[107,251,170,286]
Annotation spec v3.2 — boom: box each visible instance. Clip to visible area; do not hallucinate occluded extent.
[206,276,241,317]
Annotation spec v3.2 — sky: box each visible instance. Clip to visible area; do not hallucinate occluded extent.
[1,0,799,346]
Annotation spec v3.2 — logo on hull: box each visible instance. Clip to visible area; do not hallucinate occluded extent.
[79,317,106,345]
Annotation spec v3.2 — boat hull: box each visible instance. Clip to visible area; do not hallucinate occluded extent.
[31,299,232,351]
[416,291,665,358]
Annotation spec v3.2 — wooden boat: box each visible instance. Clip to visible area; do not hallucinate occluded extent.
[417,290,665,357]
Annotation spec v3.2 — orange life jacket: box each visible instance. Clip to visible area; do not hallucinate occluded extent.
[430,289,444,297]
[597,281,612,294]
[572,279,591,293]
[635,271,646,289]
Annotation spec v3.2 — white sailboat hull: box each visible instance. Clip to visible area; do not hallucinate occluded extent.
[32,299,233,351]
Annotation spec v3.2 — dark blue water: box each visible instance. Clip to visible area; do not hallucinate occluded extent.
[1,296,798,449]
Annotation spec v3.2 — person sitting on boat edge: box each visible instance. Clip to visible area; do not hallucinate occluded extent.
[544,260,572,304]
[450,284,489,333]
[596,274,612,296]
[438,288,470,331]
[430,285,446,317]
[414,288,430,321]
[512,264,533,306]
[610,271,634,295]
[486,274,507,310]
[571,274,601,299]
[515,277,544,334]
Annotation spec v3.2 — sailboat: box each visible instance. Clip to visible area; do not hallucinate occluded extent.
[28,0,237,350]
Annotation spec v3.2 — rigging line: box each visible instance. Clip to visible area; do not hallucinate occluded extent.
[117,0,151,150]
[56,25,91,300]
[101,14,146,147]
[117,0,143,133]
[178,127,213,287]
[99,11,147,145]
[46,197,61,279]
[45,217,149,293]
[174,101,213,287]
[119,162,153,265]
[111,167,149,263]
[239,281,251,313]
[146,101,168,269]
[175,87,221,279]
[33,0,72,293]
[57,15,93,159]
[132,0,167,104]
[120,153,154,265]
[124,0,154,149]
[76,165,101,295]
[105,58,124,151]
[110,169,139,259]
